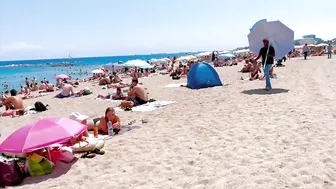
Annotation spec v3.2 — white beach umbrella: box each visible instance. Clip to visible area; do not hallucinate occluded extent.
[103,62,124,71]
[248,20,294,60]
[91,69,104,74]
[196,52,212,57]
[315,43,328,47]
[149,58,168,64]
[123,59,153,69]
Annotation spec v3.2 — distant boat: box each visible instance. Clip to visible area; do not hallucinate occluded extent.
[68,53,73,60]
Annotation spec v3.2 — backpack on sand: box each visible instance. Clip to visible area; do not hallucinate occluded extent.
[34,101,48,112]
[0,160,26,187]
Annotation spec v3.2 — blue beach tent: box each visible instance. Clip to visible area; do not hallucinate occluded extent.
[187,62,223,89]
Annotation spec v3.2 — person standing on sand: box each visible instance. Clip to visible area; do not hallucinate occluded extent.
[302,44,309,60]
[327,44,333,59]
[25,77,30,88]
[254,39,275,91]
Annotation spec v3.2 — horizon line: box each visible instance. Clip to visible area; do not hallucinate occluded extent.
[0,50,229,62]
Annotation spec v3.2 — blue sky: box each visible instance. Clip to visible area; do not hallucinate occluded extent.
[0,0,335,61]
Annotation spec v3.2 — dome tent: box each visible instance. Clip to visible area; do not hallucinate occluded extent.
[187,62,223,89]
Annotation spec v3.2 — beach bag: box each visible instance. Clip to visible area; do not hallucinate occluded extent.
[119,101,133,109]
[82,89,92,96]
[25,153,54,177]
[34,101,48,112]
[0,160,26,187]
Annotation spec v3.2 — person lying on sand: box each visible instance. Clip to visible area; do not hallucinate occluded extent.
[107,83,130,89]
[97,88,126,100]
[99,76,111,86]
[111,72,122,83]
[2,89,25,112]
[83,107,121,135]
[1,109,25,117]
[119,78,148,109]
[55,80,75,98]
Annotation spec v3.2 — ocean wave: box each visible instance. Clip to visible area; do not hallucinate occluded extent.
[0,61,83,68]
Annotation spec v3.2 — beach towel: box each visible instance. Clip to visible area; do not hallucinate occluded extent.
[115,101,175,112]
[23,106,38,116]
[165,83,187,88]
[88,125,140,139]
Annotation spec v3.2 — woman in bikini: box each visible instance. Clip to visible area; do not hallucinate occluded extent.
[249,60,261,80]
[85,107,121,135]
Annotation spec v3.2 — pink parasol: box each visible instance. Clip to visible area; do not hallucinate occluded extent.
[54,74,71,80]
[0,118,86,153]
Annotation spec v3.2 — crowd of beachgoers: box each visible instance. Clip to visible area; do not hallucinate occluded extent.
[0,46,335,188]
[1,46,333,114]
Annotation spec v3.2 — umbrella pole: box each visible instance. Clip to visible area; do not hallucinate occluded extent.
[47,147,51,160]
[263,45,270,69]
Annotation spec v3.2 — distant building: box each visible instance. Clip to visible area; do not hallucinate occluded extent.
[295,34,324,45]
[303,34,316,39]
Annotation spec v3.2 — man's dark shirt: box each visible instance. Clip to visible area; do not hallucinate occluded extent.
[259,45,275,65]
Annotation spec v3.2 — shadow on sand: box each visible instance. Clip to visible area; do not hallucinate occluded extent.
[21,158,78,185]
[241,88,289,95]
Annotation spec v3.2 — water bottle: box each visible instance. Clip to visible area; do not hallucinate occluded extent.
[107,121,113,136]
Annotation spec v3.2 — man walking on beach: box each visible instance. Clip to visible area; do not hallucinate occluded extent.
[302,44,309,60]
[327,44,333,59]
[254,39,275,91]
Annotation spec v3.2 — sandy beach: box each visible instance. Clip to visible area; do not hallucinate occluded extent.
[1,56,336,189]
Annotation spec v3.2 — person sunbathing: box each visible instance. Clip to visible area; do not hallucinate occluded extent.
[97,88,125,100]
[111,72,122,83]
[1,109,25,117]
[232,58,238,65]
[39,81,47,90]
[55,81,75,98]
[18,86,25,95]
[166,65,174,74]
[119,78,148,109]
[99,76,111,85]
[181,65,188,77]
[30,83,38,91]
[84,107,121,135]
[2,89,25,112]
[46,81,55,92]
[249,61,261,80]
[239,59,252,73]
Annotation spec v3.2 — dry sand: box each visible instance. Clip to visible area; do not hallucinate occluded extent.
[1,56,336,189]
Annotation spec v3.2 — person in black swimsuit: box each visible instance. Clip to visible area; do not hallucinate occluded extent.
[120,78,148,108]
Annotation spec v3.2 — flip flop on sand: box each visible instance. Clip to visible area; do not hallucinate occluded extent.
[128,120,136,125]
[93,149,105,155]
[81,152,96,158]
[141,119,149,124]
[125,107,132,111]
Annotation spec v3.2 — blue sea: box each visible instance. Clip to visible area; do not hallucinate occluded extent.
[0,52,192,92]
